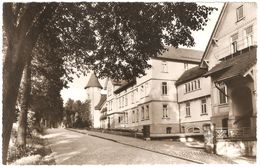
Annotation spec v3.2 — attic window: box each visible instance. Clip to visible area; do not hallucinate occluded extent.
[236,5,244,21]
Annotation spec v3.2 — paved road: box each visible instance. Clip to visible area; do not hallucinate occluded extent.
[45,128,192,164]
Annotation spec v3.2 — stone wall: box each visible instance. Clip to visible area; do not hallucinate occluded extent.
[216,140,256,157]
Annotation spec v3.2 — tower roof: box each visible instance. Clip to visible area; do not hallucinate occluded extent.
[84,73,102,89]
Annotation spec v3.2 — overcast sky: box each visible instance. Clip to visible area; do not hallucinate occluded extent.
[60,2,224,103]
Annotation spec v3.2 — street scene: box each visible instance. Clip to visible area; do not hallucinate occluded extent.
[2,1,257,165]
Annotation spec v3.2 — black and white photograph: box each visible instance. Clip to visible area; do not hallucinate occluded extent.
[1,1,257,165]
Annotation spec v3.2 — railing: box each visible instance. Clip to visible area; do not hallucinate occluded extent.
[214,38,256,60]
[215,127,256,140]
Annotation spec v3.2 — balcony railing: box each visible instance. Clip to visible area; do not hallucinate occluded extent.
[214,38,256,60]
[215,127,256,140]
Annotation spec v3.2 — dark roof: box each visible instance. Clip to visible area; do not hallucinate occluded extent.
[204,46,257,82]
[176,66,208,86]
[95,94,107,110]
[84,73,102,89]
[114,80,136,94]
[154,47,203,63]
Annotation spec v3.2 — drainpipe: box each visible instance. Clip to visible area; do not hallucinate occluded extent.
[214,82,229,97]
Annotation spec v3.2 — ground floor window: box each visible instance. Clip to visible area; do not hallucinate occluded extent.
[186,102,190,117]
[146,105,149,120]
[166,127,172,134]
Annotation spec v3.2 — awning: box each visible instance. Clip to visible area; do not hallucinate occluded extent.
[203,46,256,83]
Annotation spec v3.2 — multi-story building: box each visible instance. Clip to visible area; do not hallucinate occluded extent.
[200,3,257,156]
[102,47,203,135]
[176,66,212,134]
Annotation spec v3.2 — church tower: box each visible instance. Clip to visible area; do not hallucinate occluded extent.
[84,73,102,128]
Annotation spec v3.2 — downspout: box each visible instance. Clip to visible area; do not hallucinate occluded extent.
[214,82,229,97]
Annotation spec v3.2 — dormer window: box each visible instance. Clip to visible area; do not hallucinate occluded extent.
[236,5,244,21]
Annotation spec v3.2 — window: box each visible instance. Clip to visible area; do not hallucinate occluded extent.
[135,89,138,103]
[162,104,168,118]
[131,92,134,104]
[122,97,124,108]
[236,5,244,21]
[125,112,128,123]
[245,25,253,47]
[231,33,238,53]
[146,105,149,120]
[184,63,189,70]
[140,85,144,98]
[166,127,172,134]
[132,110,135,123]
[118,116,121,123]
[201,98,207,114]
[162,82,168,95]
[186,102,190,117]
[141,106,145,120]
[162,61,168,72]
[125,95,128,106]
[119,98,121,108]
[185,79,200,93]
[145,82,149,96]
[219,83,228,104]
[136,109,139,122]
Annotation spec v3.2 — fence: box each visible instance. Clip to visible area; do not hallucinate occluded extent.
[215,127,256,140]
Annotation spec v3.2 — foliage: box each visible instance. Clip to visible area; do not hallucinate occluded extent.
[3,2,216,164]
[64,99,92,128]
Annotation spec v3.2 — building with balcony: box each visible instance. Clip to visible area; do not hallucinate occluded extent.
[103,47,203,135]
[200,2,257,157]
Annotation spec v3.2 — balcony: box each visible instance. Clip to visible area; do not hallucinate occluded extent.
[214,38,256,61]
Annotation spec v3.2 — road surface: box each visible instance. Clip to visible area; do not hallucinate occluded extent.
[46,128,193,164]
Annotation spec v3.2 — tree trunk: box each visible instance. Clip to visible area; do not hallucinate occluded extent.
[2,39,28,165]
[17,58,31,147]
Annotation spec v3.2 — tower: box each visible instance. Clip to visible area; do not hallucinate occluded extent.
[84,73,102,128]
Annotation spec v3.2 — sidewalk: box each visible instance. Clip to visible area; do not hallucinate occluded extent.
[67,128,254,164]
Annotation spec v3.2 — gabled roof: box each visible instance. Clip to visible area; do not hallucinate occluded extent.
[204,46,256,82]
[200,3,227,67]
[95,94,107,110]
[154,47,203,63]
[175,66,208,86]
[84,73,102,89]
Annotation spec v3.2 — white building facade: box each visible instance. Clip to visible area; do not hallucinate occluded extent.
[103,47,203,135]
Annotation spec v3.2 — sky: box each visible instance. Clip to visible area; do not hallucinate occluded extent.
[60,2,224,103]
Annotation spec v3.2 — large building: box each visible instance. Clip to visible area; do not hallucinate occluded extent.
[200,3,257,156]
[100,47,204,135]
